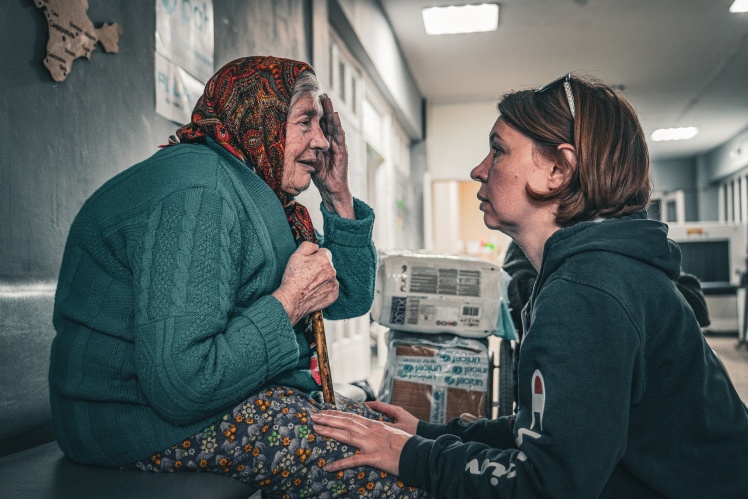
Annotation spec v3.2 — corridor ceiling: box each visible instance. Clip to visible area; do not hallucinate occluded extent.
[379,0,748,160]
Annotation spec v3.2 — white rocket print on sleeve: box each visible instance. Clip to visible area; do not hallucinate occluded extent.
[530,369,545,430]
[465,370,546,483]
[517,369,544,445]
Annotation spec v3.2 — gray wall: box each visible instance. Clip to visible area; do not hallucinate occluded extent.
[698,124,748,221]
[649,121,748,222]
[409,140,427,250]
[702,125,748,184]
[695,155,720,222]
[1,0,309,280]
[688,124,748,221]
[650,157,699,221]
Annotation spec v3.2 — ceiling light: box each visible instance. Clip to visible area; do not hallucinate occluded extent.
[651,127,699,142]
[730,0,748,13]
[422,3,499,35]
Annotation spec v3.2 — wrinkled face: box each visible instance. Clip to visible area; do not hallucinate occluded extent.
[282,93,329,195]
[470,117,550,234]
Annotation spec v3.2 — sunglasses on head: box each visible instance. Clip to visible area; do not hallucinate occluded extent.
[536,73,575,120]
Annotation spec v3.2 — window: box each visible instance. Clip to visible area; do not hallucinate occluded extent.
[648,199,661,221]
[649,190,684,223]
[718,169,748,223]
[328,34,361,123]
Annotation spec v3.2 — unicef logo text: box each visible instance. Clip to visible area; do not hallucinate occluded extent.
[161,0,211,32]
[444,376,484,387]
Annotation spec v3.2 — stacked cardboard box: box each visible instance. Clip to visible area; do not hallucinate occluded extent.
[379,332,489,423]
[372,251,505,338]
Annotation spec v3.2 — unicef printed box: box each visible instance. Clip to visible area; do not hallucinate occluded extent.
[372,251,507,338]
[378,331,489,424]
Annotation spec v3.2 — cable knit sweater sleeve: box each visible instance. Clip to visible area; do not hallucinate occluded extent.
[320,198,377,320]
[133,186,299,425]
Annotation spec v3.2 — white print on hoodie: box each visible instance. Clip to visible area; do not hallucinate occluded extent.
[465,370,546,483]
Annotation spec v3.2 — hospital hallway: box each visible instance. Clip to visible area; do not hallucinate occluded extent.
[705,334,748,403]
[4,1,748,497]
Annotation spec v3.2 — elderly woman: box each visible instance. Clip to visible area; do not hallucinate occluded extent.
[312,74,748,497]
[50,56,426,497]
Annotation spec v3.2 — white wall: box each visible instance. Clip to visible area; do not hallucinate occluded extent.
[334,0,423,140]
[427,101,498,180]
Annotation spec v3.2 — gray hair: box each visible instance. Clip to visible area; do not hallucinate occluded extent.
[289,70,322,114]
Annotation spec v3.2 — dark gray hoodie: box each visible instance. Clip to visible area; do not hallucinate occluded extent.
[400,212,748,498]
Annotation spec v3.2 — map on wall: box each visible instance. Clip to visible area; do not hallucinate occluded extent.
[33,0,122,82]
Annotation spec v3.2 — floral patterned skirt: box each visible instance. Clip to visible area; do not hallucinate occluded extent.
[127,386,429,498]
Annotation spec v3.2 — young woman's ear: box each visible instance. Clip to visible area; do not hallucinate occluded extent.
[548,143,577,191]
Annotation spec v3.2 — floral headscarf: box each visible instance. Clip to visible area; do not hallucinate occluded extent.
[174,56,317,243]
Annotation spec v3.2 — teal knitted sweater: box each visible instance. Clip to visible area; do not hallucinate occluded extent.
[49,139,376,467]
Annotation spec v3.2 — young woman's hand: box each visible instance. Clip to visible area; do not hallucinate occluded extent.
[364,401,420,435]
[272,241,339,324]
[311,410,411,475]
[313,94,355,219]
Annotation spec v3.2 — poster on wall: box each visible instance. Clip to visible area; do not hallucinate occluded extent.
[155,53,205,125]
[155,0,213,124]
[155,0,214,82]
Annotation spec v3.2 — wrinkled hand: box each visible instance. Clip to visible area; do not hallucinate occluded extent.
[313,94,354,219]
[272,241,339,325]
[364,401,420,435]
[311,410,411,475]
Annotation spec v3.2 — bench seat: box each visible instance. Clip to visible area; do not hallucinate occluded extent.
[0,441,255,498]
[0,280,258,498]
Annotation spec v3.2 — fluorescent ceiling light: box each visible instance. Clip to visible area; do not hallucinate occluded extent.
[730,0,748,13]
[651,127,699,142]
[422,3,499,35]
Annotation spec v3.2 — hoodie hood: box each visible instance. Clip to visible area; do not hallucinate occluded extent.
[536,211,681,292]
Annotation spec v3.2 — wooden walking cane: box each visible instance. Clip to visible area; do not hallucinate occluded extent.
[311,310,336,405]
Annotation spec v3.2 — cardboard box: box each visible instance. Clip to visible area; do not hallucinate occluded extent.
[378,331,489,424]
[372,251,506,338]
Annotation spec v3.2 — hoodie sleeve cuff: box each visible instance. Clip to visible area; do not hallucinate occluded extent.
[399,435,435,491]
[417,420,448,439]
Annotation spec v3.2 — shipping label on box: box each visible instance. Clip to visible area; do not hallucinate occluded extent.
[373,252,509,337]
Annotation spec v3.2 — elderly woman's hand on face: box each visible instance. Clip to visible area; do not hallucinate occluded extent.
[313,94,355,219]
[311,409,412,475]
[272,241,339,325]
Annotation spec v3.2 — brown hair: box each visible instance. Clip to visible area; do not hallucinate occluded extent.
[497,75,651,227]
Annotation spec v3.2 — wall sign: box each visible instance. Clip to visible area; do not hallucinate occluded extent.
[155,53,205,125]
[155,0,214,124]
